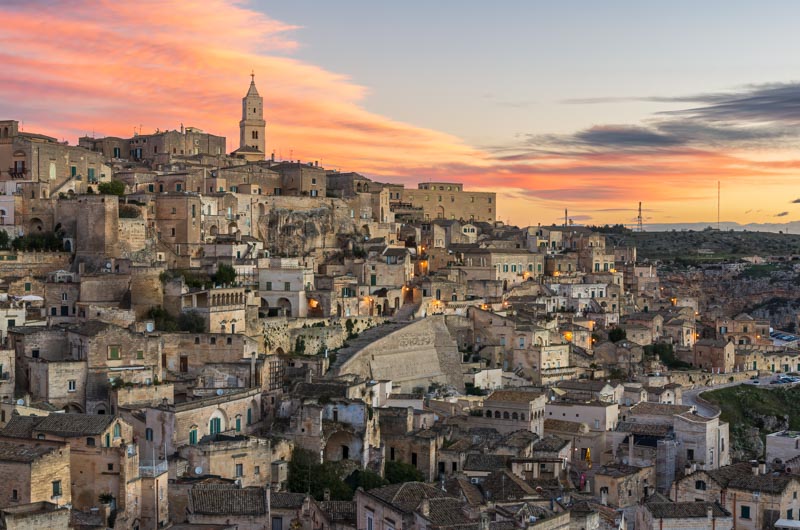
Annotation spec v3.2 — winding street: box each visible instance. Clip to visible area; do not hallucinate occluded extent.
[681,374,775,417]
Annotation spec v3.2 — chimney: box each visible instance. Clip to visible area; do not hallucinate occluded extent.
[419,498,430,517]
[707,505,713,522]
[751,460,759,476]
[601,489,608,506]
[759,460,767,475]
[628,435,635,465]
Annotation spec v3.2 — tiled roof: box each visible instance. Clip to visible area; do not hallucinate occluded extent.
[320,501,356,523]
[270,492,307,509]
[595,464,650,478]
[422,497,475,528]
[443,476,484,506]
[646,501,730,519]
[68,320,112,337]
[486,390,543,403]
[556,380,613,392]
[366,482,454,513]
[628,402,692,416]
[189,485,268,516]
[497,430,538,449]
[480,469,536,501]
[532,435,569,453]
[615,421,672,437]
[1,416,42,438]
[33,413,117,437]
[544,419,588,434]
[704,463,798,494]
[463,453,510,472]
[0,438,62,463]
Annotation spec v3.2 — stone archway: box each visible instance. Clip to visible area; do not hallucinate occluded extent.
[277,297,292,317]
[29,217,43,232]
[324,430,363,463]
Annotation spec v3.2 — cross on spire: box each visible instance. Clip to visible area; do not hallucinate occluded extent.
[250,70,255,82]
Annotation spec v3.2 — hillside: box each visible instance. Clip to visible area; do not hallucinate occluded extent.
[602,230,800,261]
[702,385,800,461]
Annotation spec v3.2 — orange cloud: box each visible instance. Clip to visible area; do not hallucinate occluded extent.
[1,0,797,227]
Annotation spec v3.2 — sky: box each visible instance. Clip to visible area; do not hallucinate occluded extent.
[2,0,800,228]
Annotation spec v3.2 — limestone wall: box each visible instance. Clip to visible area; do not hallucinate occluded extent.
[0,251,70,280]
[335,316,464,392]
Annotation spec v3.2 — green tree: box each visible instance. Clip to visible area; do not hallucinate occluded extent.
[344,469,387,492]
[147,306,178,332]
[287,448,353,500]
[608,327,627,343]
[177,310,206,333]
[97,180,126,196]
[214,263,237,286]
[0,230,10,250]
[384,461,423,484]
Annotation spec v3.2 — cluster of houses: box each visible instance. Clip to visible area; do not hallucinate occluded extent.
[0,79,799,529]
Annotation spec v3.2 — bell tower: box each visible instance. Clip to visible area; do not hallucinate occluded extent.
[239,72,266,159]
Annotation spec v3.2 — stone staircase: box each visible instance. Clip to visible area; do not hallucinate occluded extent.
[392,301,420,322]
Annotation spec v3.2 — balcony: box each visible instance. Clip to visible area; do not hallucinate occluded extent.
[139,460,168,477]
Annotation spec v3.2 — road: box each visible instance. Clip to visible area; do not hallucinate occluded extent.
[682,374,775,417]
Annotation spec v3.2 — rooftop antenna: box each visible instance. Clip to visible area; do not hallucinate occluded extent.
[717,181,721,230]
[564,208,568,227]
[637,202,643,233]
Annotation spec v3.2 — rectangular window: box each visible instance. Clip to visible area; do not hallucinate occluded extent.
[189,429,198,444]
[265,281,272,291]
[741,506,751,519]
[136,350,144,360]
[108,346,120,360]
[235,463,243,477]
[284,282,291,291]
[411,452,418,466]
[24,282,31,292]
[367,513,374,530]
[255,465,260,475]
[52,480,62,498]
[68,380,76,392]
[71,166,77,177]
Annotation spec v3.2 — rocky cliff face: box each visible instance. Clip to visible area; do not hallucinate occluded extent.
[257,198,358,257]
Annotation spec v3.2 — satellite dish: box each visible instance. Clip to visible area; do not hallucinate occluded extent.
[194,466,203,475]
[216,389,224,396]
[16,399,24,406]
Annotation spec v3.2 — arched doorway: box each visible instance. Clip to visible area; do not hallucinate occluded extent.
[324,430,363,463]
[277,297,292,317]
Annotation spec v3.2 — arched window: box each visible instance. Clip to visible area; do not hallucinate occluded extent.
[494,411,501,418]
[252,131,259,140]
[86,437,95,446]
[210,417,222,434]
[189,426,198,445]
[511,412,519,420]
[520,414,525,421]
[485,410,492,418]
[503,411,510,419]
[695,480,707,491]
[113,423,121,438]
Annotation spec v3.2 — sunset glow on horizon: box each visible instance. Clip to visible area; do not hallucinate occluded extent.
[3,0,800,228]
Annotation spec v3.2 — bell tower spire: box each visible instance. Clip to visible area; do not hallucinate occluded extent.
[239,73,266,160]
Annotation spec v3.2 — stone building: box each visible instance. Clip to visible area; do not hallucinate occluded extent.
[767,431,800,465]
[179,434,271,487]
[392,182,495,223]
[637,501,732,530]
[0,119,110,197]
[121,388,262,458]
[3,413,141,524]
[593,463,656,508]
[693,339,735,373]
[674,462,800,530]
[186,483,270,529]
[0,501,71,529]
[473,389,547,436]
[0,436,71,508]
